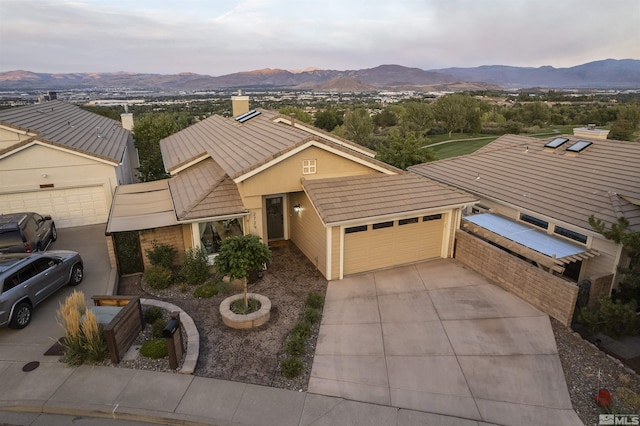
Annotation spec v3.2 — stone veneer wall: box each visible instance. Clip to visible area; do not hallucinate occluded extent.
[139,225,186,270]
[454,230,579,326]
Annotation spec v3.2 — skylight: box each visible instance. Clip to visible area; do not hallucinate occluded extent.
[566,140,593,153]
[544,137,569,149]
[235,110,261,123]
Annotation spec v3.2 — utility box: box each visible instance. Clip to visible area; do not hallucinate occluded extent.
[163,311,183,370]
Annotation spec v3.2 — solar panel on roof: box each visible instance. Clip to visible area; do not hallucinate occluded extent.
[235,110,261,123]
[544,137,569,149]
[566,140,592,153]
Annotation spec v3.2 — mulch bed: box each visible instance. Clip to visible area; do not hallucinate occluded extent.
[117,241,327,391]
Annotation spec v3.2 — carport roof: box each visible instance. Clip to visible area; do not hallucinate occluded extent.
[302,174,477,225]
[462,213,599,273]
[106,180,177,233]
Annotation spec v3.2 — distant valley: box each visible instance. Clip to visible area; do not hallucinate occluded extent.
[0,59,638,91]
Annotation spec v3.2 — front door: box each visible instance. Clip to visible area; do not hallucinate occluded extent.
[266,197,284,241]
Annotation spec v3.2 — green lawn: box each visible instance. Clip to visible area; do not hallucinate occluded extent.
[425,126,579,160]
[429,138,497,160]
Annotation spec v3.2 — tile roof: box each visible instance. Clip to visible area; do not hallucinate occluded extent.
[159,109,397,179]
[302,174,477,225]
[168,158,245,220]
[409,134,640,232]
[0,100,130,163]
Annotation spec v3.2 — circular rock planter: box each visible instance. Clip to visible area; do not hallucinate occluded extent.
[219,293,271,329]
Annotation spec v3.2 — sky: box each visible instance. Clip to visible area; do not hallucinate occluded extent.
[0,0,638,76]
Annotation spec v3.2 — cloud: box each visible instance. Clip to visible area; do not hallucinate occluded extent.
[0,0,637,74]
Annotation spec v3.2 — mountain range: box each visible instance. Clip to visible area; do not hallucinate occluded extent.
[0,59,638,92]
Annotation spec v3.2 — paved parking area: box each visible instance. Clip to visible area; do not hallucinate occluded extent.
[0,224,113,364]
[308,259,582,426]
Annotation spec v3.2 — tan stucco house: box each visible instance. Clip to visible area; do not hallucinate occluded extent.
[106,97,476,279]
[410,130,640,301]
[0,101,138,227]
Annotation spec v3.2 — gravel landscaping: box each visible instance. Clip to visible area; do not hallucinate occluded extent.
[114,243,640,425]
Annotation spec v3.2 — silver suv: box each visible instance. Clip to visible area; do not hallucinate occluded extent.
[0,250,83,329]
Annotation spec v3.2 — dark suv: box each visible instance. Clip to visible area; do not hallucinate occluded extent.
[0,212,57,254]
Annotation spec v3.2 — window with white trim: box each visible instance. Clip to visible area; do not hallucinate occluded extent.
[302,159,317,174]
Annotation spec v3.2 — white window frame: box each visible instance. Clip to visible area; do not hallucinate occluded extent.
[302,159,317,175]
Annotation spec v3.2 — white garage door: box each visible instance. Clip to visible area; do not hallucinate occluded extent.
[344,214,445,276]
[0,186,109,228]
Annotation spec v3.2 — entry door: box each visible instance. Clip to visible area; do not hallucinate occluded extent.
[266,197,284,241]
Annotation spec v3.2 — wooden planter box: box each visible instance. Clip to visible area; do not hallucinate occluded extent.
[91,296,144,364]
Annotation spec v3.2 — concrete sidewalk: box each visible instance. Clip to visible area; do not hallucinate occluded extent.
[0,361,499,426]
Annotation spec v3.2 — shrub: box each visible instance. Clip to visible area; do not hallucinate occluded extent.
[286,335,306,356]
[292,320,312,339]
[580,295,640,337]
[57,290,106,365]
[140,338,168,359]
[304,307,321,324]
[181,247,209,286]
[216,279,234,295]
[193,283,218,298]
[145,240,177,269]
[82,310,107,363]
[143,265,172,289]
[280,357,304,378]
[231,297,261,314]
[143,306,164,324]
[152,318,167,338]
[306,292,324,310]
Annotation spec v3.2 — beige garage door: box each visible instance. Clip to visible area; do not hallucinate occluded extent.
[0,186,109,228]
[344,214,445,276]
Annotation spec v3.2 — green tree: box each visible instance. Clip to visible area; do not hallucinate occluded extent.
[336,108,374,147]
[433,94,469,138]
[376,128,437,170]
[314,110,339,131]
[278,107,313,124]
[401,102,433,133]
[372,108,398,128]
[589,216,640,304]
[133,113,191,182]
[214,235,272,308]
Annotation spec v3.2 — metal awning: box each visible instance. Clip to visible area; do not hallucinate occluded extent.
[462,213,598,273]
[106,180,178,233]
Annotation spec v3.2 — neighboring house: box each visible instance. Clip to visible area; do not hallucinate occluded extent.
[0,101,138,228]
[409,130,640,306]
[106,96,476,279]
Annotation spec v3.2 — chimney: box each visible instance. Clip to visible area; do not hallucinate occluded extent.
[573,123,609,140]
[121,104,134,131]
[289,113,296,127]
[231,90,250,117]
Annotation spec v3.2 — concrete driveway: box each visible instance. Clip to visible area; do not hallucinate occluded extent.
[0,224,114,364]
[308,259,582,426]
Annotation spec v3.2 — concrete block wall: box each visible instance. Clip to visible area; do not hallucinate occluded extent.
[454,230,579,326]
[106,235,117,269]
[139,225,186,269]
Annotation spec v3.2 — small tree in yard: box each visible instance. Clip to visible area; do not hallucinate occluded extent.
[214,235,271,308]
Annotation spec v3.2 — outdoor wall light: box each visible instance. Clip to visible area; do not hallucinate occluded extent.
[293,204,301,213]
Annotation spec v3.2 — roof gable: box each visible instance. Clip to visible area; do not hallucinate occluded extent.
[409,134,640,231]
[160,109,397,179]
[0,100,130,163]
[168,158,245,220]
